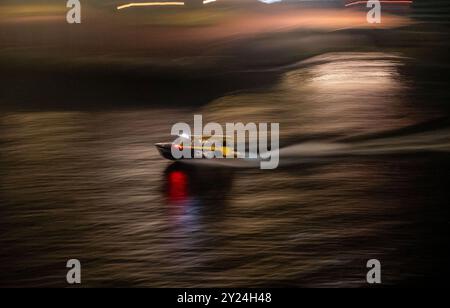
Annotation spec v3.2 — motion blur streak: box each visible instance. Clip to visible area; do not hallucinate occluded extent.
[2,50,450,286]
[117,2,186,10]
[1,1,450,288]
[345,1,413,7]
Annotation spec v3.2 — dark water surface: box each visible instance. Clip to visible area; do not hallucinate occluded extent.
[1,52,450,287]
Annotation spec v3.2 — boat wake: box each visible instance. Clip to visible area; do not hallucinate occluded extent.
[181,118,450,169]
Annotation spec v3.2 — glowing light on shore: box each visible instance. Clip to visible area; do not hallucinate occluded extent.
[117,0,217,10]
[345,1,413,7]
[117,2,185,10]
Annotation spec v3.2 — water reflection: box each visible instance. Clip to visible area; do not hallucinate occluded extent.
[1,49,450,286]
[167,168,190,206]
[164,163,233,224]
[201,52,437,144]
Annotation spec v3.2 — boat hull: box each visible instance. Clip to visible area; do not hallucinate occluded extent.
[155,143,178,160]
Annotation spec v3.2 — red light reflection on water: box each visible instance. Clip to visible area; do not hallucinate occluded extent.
[167,170,188,204]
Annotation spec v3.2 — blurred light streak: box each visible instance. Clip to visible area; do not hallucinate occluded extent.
[345,1,413,7]
[117,2,185,10]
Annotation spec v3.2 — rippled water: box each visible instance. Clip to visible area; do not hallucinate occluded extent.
[1,52,450,287]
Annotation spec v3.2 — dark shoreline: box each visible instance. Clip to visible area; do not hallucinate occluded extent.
[2,22,450,112]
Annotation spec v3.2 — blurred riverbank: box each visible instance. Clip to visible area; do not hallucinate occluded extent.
[0,1,430,110]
